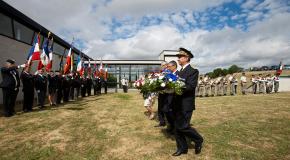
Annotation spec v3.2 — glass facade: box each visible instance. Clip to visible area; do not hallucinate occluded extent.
[13,20,34,44]
[0,13,13,37]
[96,64,161,88]
[54,42,65,56]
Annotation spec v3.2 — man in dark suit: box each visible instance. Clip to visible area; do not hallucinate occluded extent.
[0,59,21,117]
[34,69,47,109]
[155,61,168,127]
[20,66,35,112]
[86,76,92,96]
[172,48,203,156]
[56,71,64,105]
[164,60,179,134]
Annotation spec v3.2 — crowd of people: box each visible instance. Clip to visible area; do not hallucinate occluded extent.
[0,59,108,117]
[197,72,280,97]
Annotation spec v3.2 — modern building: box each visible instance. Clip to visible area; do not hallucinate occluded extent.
[0,1,92,105]
[85,50,181,86]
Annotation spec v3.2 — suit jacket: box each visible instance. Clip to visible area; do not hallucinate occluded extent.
[20,71,34,92]
[163,70,180,112]
[0,66,20,90]
[34,74,47,91]
[176,65,199,112]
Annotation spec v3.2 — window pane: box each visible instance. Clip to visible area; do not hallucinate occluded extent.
[53,43,65,55]
[0,13,13,37]
[13,20,34,44]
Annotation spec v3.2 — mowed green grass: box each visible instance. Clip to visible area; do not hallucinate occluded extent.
[0,91,289,160]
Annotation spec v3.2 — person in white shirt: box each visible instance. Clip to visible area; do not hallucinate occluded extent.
[266,74,273,93]
[251,75,258,94]
[228,74,235,95]
[240,72,247,95]
[273,74,280,93]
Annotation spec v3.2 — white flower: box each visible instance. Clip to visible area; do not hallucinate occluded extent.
[161,83,166,87]
[169,78,173,82]
[158,75,164,80]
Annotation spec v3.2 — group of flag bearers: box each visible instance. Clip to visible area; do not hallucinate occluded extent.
[1,32,108,117]
[197,71,281,97]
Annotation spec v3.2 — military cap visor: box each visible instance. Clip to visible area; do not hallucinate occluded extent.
[6,59,15,64]
[176,48,194,58]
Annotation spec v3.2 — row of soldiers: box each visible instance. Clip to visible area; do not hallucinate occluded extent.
[0,59,107,117]
[197,72,280,97]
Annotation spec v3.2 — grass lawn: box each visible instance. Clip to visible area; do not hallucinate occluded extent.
[0,91,290,160]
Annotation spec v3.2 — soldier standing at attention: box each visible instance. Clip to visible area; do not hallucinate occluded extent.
[273,74,280,93]
[223,76,228,96]
[20,65,35,112]
[251,75,258,94]
[34,69,47,109]
[204,75,210,97]
[198,77,204,97]
[0,59,21,117]
[240,72,247,95]
[210,78,216,96]
[172,48,203,156]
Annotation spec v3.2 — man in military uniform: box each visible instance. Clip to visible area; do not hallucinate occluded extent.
[204,75,210,97]
[0,59,21,117]
[223,76,228,96]
[34,69,47,109]
[86,76,93,96]
[56,71,63,104]
[172,48,203,156]
[210,78,216,96]
[198,77,204,97]
[21,66,35,112]
[251,75,258,94]
[273,74,280,93]
[240,72,247,95]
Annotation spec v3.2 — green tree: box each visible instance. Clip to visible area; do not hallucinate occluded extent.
[228,65,243,74]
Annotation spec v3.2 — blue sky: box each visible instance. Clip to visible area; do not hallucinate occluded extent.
[4,0,290,72]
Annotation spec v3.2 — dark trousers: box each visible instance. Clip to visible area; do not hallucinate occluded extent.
[56,89,63,104]
[76,87,80,98]
[37,90,46,107]
[94,86,97,95]
[81,87,86,97]
[158,94,166,125]
[175,111,203,151]
[63,88,70,102]
[23,90,34,111]
[70,87,75,100]
[87,87,91,96]
[2,89,18,116]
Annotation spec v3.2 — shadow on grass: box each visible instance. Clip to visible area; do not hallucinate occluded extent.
[64,107,85,111]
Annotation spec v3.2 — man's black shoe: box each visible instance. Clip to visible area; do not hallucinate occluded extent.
[154,124,166,127]
[195,143,203,154]
[172,150,188,156]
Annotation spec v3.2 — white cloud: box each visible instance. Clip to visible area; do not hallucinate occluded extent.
[3,0,290,73]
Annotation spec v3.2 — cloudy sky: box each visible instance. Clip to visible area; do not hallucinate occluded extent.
[4,0,290,73]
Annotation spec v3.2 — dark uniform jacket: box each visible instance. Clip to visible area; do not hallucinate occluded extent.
[20,71,34,92]
[0,66,20,90]
[34,74,47,91]
[175,65,199,112]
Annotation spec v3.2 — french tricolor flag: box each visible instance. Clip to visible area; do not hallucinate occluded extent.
[46,39,54,72]
[76,55,83,76]
[27,33,40,65]
[276,61,283,75]
[63,47,72,74]
[37,37,50,70]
